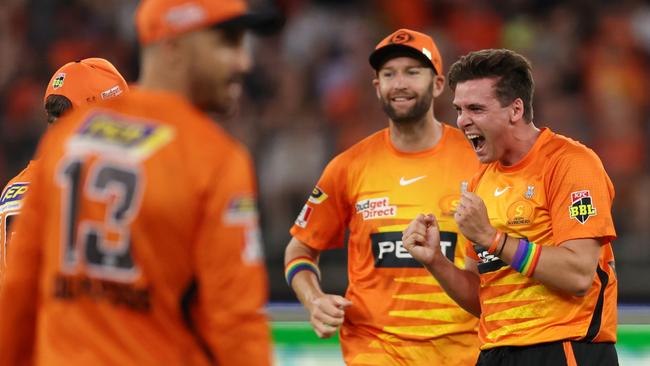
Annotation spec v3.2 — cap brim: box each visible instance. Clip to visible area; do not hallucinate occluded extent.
[216,9,285,35]
[369,44,436,73]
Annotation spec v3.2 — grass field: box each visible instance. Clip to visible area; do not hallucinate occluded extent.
[270,304,650,365]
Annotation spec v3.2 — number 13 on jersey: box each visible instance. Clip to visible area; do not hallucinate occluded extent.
[57,156,143,282]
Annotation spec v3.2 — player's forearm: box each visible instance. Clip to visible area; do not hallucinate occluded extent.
[284,238,324,311]
[423,256,481,317]
[496,236,601,297]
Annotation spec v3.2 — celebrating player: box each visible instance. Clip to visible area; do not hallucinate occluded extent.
[403,49,618,365]
[285,29,481,365]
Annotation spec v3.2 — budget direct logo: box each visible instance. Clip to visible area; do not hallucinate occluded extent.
[0,183,29,207]
[355,197,396,220]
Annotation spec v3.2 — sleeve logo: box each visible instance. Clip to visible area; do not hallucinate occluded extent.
[569,190,597,224]
[295,204,313,228]
[224,195,258,225]
[0,183,29,208]
[308,186,328,204]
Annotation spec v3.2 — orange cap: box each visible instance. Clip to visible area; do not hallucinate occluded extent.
[369,29,443,75]
[136,0,281,45]
[43,58,129,108]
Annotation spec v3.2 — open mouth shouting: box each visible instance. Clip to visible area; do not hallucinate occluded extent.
[466,133,486,153]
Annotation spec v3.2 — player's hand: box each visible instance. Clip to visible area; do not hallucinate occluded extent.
[402,213,442,268]
[454,192,496,248]
[306,294,352,339]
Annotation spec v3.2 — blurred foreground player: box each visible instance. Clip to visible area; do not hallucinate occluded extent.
[0,0,280,365]
[0,58,129,275]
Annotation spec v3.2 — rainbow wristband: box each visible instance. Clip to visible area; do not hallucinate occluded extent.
[510,239,542,277]
[511,239,528,268]
[285,256,321,286]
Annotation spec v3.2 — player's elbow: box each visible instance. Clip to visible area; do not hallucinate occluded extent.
[570,274,594,297]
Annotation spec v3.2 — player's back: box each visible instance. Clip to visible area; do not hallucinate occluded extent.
[0,89,270,365]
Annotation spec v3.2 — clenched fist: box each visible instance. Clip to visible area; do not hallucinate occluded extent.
[402,213,444,268]
[454,192,496,248]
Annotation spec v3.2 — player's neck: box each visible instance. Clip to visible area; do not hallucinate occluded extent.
[388,116,443,153]
[499,122,541,166]
[137,52,191,99]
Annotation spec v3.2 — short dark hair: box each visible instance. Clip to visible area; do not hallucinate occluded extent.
[44,94,73,124]
[448,49,534,121]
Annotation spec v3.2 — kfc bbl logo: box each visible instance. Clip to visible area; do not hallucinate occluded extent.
[569,190,597,224]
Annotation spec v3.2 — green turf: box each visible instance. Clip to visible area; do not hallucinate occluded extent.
[272,321,650,351]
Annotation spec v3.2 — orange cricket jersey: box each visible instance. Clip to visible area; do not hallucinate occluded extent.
[0,161,36,273]
[467,128,617,350]
[291,124,481,365]
[0,89,271,366]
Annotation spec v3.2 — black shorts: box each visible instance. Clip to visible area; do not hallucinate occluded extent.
[476,340,618,366]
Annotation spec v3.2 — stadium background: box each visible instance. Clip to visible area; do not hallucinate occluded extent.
[1,0,649,364]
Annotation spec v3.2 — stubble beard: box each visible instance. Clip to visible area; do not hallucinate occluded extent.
[381,84,434,125]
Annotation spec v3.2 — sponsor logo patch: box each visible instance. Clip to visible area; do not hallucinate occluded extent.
[372,231,457,268]
[506,200,534,225]
[355,197,396,220]
[100,85,124,100]
[569,190,597,224]
[68,112,174,161]
[308,186,328,204]
[295,204,313,228]
[0,183,29,207]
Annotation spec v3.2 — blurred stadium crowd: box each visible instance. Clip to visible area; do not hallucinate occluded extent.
[1,0,649,301]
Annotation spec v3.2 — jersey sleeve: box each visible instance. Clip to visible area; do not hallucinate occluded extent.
[289,154,350,250]
[545,149,616,245]
[193,146,271,366]
[0,141,50,365]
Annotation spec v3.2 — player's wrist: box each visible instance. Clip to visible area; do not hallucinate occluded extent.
[480,228,499,249]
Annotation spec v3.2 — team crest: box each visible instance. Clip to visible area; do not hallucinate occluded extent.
[507,200,533,225]
[52,73,66,89]
[308,186,328,204]
[569,190,597,224]
[438,194,460,216]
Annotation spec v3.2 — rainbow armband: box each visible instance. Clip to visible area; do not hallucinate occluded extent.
[510,239,542,278]
[285,256,321,286]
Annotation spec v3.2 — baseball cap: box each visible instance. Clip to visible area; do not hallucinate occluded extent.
[43,58,129,108]
[369,29,443,75]
[136,0,283,45]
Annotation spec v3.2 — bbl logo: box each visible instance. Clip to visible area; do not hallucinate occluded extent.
[52,73,66,89]
[569,190,597,224]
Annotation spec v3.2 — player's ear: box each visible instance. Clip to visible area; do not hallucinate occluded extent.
[372,77,380,100]
[510,98,524,123]
[432,73,445,98]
